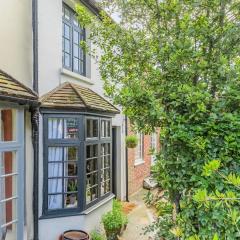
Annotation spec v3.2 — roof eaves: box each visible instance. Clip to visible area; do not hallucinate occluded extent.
[88,88,120,114]
[0,69,38,99]
[79,0,101,17]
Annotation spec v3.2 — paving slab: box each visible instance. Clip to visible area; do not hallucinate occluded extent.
[120,189,156,240]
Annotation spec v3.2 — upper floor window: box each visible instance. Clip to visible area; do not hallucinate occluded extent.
[62,4,86,76]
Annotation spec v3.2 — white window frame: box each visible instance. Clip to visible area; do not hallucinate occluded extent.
[134,133,144,166]
[0,105,24,240]
[151,132,157,165]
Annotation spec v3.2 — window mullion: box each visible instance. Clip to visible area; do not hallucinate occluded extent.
[98,143,101,199]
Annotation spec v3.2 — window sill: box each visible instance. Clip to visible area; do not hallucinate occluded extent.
[61,68,94,85]
[82,194,115,215]
[39,194,115,220]
[134,159,145,166]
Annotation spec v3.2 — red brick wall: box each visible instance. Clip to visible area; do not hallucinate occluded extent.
[127,122,160,196]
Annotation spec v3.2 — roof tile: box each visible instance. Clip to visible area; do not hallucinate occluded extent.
[41,82,120,114]
[0,70,38,102]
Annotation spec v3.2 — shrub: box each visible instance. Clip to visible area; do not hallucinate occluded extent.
[102,200,128,240]
[125,135,138,148]
[90,230,106,240]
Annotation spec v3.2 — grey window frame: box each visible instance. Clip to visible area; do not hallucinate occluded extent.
[0,105,25,240]
[100,118,112,139]
[42,113,112,217]
[62,3,86,76]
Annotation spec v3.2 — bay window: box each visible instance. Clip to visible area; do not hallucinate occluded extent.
[43,114,112,215]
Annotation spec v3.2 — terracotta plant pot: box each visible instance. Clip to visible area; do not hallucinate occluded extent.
[60,230,90,240]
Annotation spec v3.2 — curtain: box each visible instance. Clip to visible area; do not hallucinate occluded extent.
[48,119,63,209]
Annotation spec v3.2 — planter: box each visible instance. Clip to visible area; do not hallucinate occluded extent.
[125,135,138,148]
[60,230,90,240]
[105,224,127,240]
[105,228,121,240]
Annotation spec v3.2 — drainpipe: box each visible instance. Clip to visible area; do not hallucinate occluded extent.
[125,116,129,202]
[32,0,39,239]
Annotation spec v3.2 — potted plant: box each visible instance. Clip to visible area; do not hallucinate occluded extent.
[68,181,77,205]
[125,135,138,148]
[102,200,128,240]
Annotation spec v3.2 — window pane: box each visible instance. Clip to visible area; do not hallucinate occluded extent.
[0,152,17,175]
[65,178,78,193]
[73,58,79,72]
[64,53,71,68]
[86,145,98,159]
[0,109,16,142]
[86,172,98,186]
[48,118,78,139]
[64,24,70,38]
[48,179,62,194]
[64,39,70,53]
[73,15,79,27]
[48,163,63,177]
[48,119,63,139]
[73,31,79,44]
[65,162,78,177]
[135,133,143,160]
[74,45,79,58]
[101,155,110,168]
[101,180,110,195]
[86,186,98,204]
[65,147,78,161]
[101,143,110,156]
[86,119,98,139]
[64,7,70,21]
[0,199,18,240]
[101,120,111,138]
[48,147,63,162]
[101,169,110,181]
[86,158,98,173]
[0,152,17,199]
[64,118,78,139]
[64,193,77,208]
[48,194,62,210]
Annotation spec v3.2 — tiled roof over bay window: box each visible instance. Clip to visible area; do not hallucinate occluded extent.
[0,70,38,104]
[40,82,120,114]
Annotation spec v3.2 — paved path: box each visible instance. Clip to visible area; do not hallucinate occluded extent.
[121,189,155,240]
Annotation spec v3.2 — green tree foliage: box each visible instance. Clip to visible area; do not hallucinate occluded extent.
[76,0,240,238]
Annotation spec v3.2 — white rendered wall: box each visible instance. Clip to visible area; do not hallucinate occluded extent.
[0,0,33,88]
[0,1,34,239]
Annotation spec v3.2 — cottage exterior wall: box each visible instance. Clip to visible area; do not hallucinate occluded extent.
[38,1,126,239]
[0,1,34,239]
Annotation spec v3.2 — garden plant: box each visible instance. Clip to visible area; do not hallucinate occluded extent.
[102,200,128,240]
[77,0,240,239]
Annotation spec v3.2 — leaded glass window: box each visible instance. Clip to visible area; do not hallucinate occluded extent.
[44,115,112,215]
[62,4,86,75]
